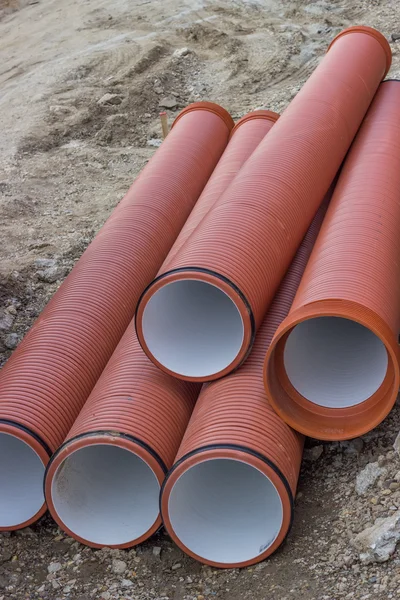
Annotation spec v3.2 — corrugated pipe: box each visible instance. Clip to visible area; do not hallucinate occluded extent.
[136,110,279,370]
[136,26,391,383]
[44,327,200,548]
[42,109,274,548]
[160,196,330,568]
[264,80,400,441]
[0,102,233,531]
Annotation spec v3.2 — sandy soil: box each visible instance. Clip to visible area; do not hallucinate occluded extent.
[2,0,400,599]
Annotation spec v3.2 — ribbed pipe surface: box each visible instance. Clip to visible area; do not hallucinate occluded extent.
[0,102,232,530]
[160,196,330,568]
[136,26,391,382]
[44,327,199,548]
[264,80,400,441]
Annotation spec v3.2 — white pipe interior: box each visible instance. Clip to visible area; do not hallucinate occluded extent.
[0,433,45,528]
[51,444,160,546]
[142,280,244,378]
[283,317,388,408]
[168,458,283,564]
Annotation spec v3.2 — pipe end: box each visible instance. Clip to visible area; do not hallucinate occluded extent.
[328,26,392,78]
[172,102,234,133]
[230,110,280,138]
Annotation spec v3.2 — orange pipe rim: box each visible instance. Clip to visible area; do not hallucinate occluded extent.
[264,300,400,440]
[172,101,235,132]
[0,421,49,531]
[161,446,293,568]
[135,269,254,382]
[45,433,166,548]
[230,110,280,138]
[328,25,392,77]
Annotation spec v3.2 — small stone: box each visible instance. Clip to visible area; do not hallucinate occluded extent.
[34,258,56,268]
[391,33,400,41]
[197,596,205,600]
[370,497,378,505]
[356,462,386,495]
[51,580,60,590]
[153,84,164,94]
[121,579,133,588]
[159,96,178,109]
[37,585,45,593]
[390,482,400,491]
[303,445,323,462]
[97,93,122,106]
[0,310,14,332]
[37,265,67,283]
[4,333,19,350]
[72,553,81,562]
[152,546,162,558]
[173,47,190,58]
[394,431,400,455]
[112,559,127,574]
[48,562,62,574]
[147,139,162,148]
[101,593,110,600]
[341,438,364,455]
[382,489,392,496]
[353,510,400,563]
[171,563,182,570]
[5,306,17,316]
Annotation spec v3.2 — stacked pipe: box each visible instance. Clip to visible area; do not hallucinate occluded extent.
[0,102,233,530]
[136,26,391,383]
[43,109,278,548]
[264,80,400,441]
[160,195,329,568]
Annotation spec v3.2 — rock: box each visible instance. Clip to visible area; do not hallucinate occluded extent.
[4,333,19,350]
[37,265,66,283]
[101,593,110,600]
[97,93,122,106]
[0,310,14,332]
[391,33,400,41]
[6,305,17,316]
[173,47,190,58]
[153,546,162,558]
[171,563,182,570]
[303,445,323,462]
[48,562,62,574]
[111,559,127,574]
[121,579,133,588]
[393,430,400,455]
[37,584,45,593]
[341,438,364,456]
[353,510,400,563]
[147,139,162,148]
[159,96,178,109]
[34,258,56,268]
[356,462,386,495]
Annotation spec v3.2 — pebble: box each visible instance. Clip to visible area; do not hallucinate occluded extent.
[111,559,127,574]
[153,546,162,558]
[159,96,178,109]
[4,333,19,350]
[121,579,133,588]
[353,509,400,563]
[101,593,110,600]
[391,33,400,41]
[37,265,67,283]
[34,258,56,268]
[173,47,190,58]
[171,563,182,570]
[0,310,14,332]
[356,462,386,495]
[97,93,122,106]
[147,139,162,148]
[47,562,62,574]
[304,445,323,462]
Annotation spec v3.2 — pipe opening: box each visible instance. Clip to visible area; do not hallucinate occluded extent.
[0,433,45,528]
[142,280,244,378]
[168,458,283,564]
[51,444,160,546]
[283,317,388,408]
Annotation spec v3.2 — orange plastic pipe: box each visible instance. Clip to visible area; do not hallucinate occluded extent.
[44,327,200,548]
[0,102,233,531]
[264,80,400,441]
[160,197,329,568]
[136,26,391,383]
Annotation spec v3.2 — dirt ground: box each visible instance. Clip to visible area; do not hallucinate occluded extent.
[2,0,400,599]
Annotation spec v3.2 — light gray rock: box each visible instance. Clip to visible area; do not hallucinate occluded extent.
[37,265,66,283]
[0,310,14,332]
[47,562,62,574]
[393,430,400,455]
[153,546,162,558]
[353,510,400,563]
[34,258,56,268]
[98,93,122,106]
[173,47,190,58]
[356,462,386,495]
[121,579,133,588]
[111,559,127,575]
[159,96,178,109]
[147,139,162,148]
[4,333,19,350]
